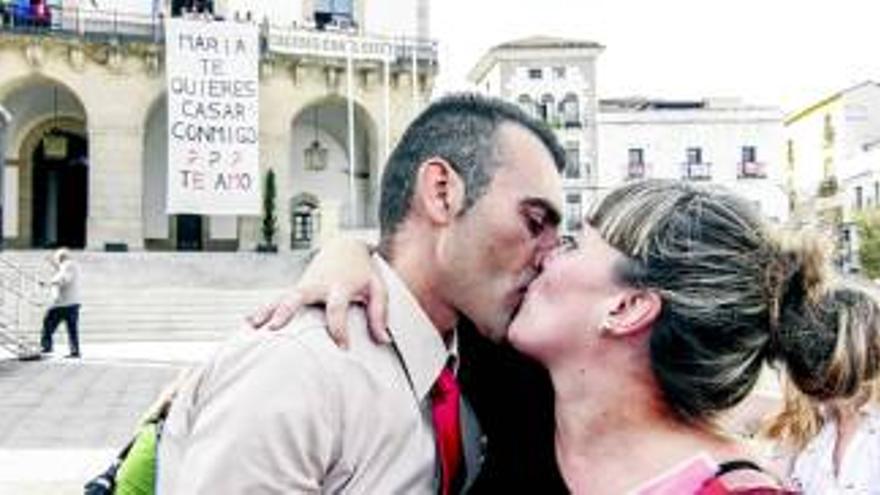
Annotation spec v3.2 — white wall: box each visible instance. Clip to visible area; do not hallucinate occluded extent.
[839,84,880,168]
[4,167,18,238]
[598,107,789,222]
[143,99,169,239]
[60,0,153,14]
[841,147,880,220]
[363,0,418,36]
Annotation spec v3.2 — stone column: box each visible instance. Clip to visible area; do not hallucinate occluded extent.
[0,106,9,246]
[86,121,145,250]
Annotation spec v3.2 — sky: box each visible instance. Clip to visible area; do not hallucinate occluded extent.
[108,0,880,113]
[429,0,880,113]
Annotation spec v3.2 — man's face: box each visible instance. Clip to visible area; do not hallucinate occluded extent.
[507,225,630,363]
[439,123,563,342]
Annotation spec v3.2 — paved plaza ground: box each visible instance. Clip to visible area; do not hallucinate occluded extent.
[0,342,218,495]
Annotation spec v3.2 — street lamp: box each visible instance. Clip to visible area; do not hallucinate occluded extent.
[304,106,328,171]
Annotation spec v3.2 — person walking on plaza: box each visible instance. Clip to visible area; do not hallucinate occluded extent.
[40,247,82,358]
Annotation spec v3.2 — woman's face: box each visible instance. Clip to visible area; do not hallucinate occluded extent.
[507,224,631,363]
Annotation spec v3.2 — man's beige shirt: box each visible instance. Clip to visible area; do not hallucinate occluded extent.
[158,256,482,494]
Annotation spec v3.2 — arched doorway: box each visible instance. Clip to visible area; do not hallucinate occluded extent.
[1,77,89,249]
[289,97,378,243]
[31,129,88,248]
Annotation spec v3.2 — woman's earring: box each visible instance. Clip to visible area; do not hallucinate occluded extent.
[599,318,614,335]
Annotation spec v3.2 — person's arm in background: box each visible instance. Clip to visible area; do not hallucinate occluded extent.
[247,236,389,348]
[50,261,72,288]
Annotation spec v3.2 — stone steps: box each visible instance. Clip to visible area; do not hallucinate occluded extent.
[0,251,307,344]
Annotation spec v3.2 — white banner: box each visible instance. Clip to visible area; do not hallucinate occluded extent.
[166,18,260,215]
[268,26,395,62]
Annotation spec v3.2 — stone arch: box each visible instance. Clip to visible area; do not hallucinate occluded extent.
[288,95,380,245]
[1,76,89,248]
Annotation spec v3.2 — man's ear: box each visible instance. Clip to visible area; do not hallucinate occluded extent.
[414,157,465,224]
[603,290,662,338]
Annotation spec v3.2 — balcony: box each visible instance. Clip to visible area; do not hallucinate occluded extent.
[738,161,767,179]
[818,176,839,198]
[563,117,583,129]
[626,162,647,180]
[267,24,438,66]
[0,5,439,67]
[682,162,712,181]
[1,4,166,42]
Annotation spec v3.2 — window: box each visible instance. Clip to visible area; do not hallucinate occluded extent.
[517,94,534,116]
[528,68,543,80]
[628,148,645,179]
[553,67,566,79]
[739,146,765,178]
[565,194,583,231]
[538,94,555,123]
[314,0,354,29]
[560,94,580,127]
[684,147,710,180]
[564,143,581,179]
[291,204,318,249]
[856,186,864,210]
[629,148,644,165]
[172,0,214,16]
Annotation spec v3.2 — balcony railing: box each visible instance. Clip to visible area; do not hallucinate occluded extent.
[563,118,582,129]
[627,162,647,180]
[0,5,439,66]
[267,24,437,65]
[1,4,165,42]
[738,161,767,179]
[682,162,712,181]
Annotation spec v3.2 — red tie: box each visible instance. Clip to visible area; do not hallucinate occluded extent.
[431,366,463,495]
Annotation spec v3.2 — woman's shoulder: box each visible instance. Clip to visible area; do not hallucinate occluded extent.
[632,454,795,495]
[699,461,798,494]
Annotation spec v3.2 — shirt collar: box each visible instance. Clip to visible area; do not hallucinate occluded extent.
[375,255,456,402]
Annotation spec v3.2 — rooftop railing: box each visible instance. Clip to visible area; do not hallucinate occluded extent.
[0,5,438,65]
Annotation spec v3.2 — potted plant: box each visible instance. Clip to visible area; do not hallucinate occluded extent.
[258,168,278,253]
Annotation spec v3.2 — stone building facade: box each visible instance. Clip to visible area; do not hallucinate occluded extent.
[0,0,436,252]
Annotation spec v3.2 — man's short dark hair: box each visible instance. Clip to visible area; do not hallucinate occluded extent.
[378,93,565,243]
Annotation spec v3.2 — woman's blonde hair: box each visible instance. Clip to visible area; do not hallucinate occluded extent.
[763,280,880,449]
[588,179,831,424]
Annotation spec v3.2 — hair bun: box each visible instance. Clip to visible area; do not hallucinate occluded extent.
[764,232,832,357]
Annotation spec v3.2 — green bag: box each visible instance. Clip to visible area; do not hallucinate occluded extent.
[113,421,160,495]
[83,411,166,495]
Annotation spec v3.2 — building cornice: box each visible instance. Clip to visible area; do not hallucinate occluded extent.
[468,36,604,84]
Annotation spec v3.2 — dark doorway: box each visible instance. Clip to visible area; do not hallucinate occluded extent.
[291,202,317,250]
[31,130,88,249]
[175,214,203,251]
